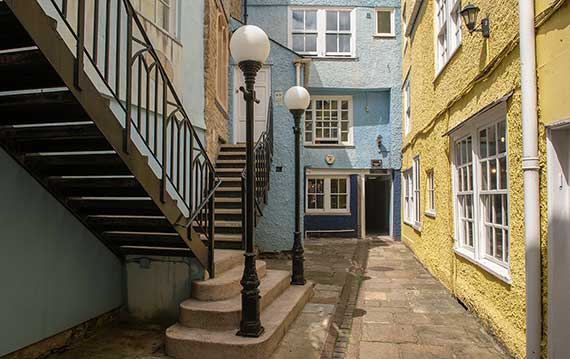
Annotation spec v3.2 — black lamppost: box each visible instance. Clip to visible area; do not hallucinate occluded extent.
[284,86,311,285]
[230,25,270,338]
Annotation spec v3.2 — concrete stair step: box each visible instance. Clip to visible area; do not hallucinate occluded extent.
[166,281,314,359]
[211,249,243,277]
[178,270,290,330]
[201,233,242,243]
[192,261,267,301]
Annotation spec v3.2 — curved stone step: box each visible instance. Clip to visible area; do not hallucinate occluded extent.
[211,249,243,277]
[179,270,290,330]
[166,281,314,359]
[192,260,267,301]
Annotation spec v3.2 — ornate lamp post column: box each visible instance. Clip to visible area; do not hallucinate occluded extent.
[230,25,270,338]
[284,86,311,285]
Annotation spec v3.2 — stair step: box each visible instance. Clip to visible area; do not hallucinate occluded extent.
[67,197,163,216]
[24,151,130,176]
[202,233,242,243]
[215,159,246,169]
[89,215,175,233]
[0,48,63,91]
[166,282,314,359]
[219,178,242,188]
[215,187,241,198]
[178,270,290,330]
[0,3,35,51]
[102,230,183,247]
[192,260,267,302]
[215,168,243,178]
[0,91,88,125]
[212,249,245,277]
[119,245,192,257]
[214,197,242,209]
[48,176,145,197]
[0,122,101,140]
[196,220,242,235]
[217,152,246,161]
[214,209,242,221]
[220,144,246,152]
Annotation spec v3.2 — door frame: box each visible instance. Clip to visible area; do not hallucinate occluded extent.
[232,65,272,144]
[546,121,570,357]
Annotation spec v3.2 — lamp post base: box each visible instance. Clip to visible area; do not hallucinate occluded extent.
[237,253,265,338]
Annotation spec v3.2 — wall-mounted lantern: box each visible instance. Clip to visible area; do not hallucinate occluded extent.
[460,3,490,38]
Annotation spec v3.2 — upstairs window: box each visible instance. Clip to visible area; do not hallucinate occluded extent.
[305,97,352,146]
[403,157,421,228]
[426,169,436,215]
[435,0,462,73]
[375,8,396,37]
[133,0,177,36]
[290,8,355,57]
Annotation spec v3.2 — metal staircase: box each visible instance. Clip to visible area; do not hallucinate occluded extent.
[0,0,219,274]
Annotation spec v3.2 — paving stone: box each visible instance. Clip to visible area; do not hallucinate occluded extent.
[359,342,401,359]
[361,324,418,343]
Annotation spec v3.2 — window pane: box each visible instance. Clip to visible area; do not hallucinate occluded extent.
[326,11,338,31]
[488,124,497,156]
[495,228,504,260]
[306,34,317,52]
[292,34,304,51]
[292,11,304,30]
[490,159,498,190]
[480,160,488,190]
[485,226,493,256]
[499,157,507,190]
[326,34,337,52]
[157,2,170,31]
[339,195,347,209]
[479,129,488,158]
[342,101,349,110]
[498,120,507,153]
[331,195,338,209]
[493,194,503,224]
[331,179,338,193]
[339,178,347,193]
[339,34,351,52]
[377,11,392,34]
[339,11,351,31]
[317,195,324,209]
[306,11,317,30]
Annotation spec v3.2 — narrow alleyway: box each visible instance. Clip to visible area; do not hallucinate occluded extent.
[39,237,509,359]
[347,237,509,359]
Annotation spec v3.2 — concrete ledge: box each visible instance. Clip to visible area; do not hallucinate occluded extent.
[211,250,244,278]
[166,282,314,359]
[179,270,290,330]
[192,261,267,301]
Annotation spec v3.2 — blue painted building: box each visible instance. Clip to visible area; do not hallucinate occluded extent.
[230,0,402,251]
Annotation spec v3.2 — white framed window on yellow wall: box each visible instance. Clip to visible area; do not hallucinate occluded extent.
[451,105,510,282]
[426,169,435,216]
[403,157,421,229]
[434,0,462,74]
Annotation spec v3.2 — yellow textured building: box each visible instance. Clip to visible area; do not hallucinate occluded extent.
[399,0,570,357]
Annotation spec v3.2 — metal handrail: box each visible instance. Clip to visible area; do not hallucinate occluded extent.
[46,0,219,271]
[241,97,273,248]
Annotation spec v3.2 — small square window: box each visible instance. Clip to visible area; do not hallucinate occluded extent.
[375,9,395,37]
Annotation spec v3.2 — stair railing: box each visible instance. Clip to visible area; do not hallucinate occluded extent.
[47,0,220,275]
[241,97,273,249]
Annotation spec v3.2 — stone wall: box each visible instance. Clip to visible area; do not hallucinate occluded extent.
[203,0,242,161]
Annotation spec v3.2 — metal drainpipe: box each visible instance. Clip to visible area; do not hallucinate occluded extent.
[519,0,541,357]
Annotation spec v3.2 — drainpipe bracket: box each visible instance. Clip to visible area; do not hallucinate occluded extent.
[522,156,540,171]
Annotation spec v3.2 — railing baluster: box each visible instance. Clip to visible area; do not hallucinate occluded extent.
[137,55,142,130]
[124,7,133,154]
[208,172,215,277]
[154,66,159,154]
[170,116,175,181]
[115,0,121,95]
[146,70,151,140]
[93,0,99,65]
[104,0,111,81]
[177,124,182,192]
[74,0,85,89]
[183,124,188,204]
[161,80,167,203]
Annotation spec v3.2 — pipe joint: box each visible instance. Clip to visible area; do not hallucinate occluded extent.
[522,156,540,171]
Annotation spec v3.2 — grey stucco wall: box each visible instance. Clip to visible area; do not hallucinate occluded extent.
[0,148,123,357]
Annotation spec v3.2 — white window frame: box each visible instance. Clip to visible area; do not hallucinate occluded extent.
[402,4,409,51]
[304,96,353,146]
[288,7,356,58]
[133,0,178,37]
[374,8,396,37]
[426,169,436,216]
[306,176,351,214]
[403,76,411,136]
[451,106,510,283]
[403,157,421,229]
[434,0,462,74]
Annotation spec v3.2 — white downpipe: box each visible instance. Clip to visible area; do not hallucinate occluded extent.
[519,0,541,357]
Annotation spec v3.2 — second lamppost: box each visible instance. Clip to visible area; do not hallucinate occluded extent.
[230,25,270,338]
[284,86,311,285]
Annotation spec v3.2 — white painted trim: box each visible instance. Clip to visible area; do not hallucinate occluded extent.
[305,175,351,214]
[288,6,356,58]
[306,168,392,176]
[305,95,354,146]
[373,8,396,37]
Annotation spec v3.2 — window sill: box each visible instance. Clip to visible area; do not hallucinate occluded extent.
[424,210,436,218]
[304,144,355,149]
[305,211,351,216]
[304,55,359,61]
[433,43,462,83]
[373,34,396,38]
[135,13,181,45]
[404,220,422,232]
[454,247,512,285]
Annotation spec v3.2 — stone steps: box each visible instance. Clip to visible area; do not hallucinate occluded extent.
[166,282,314,359]
[192,260,267,301]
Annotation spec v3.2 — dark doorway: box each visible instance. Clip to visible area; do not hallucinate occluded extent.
[365,176,391,235]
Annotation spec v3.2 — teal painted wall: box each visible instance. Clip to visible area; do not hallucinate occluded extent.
[0,149,123,357]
